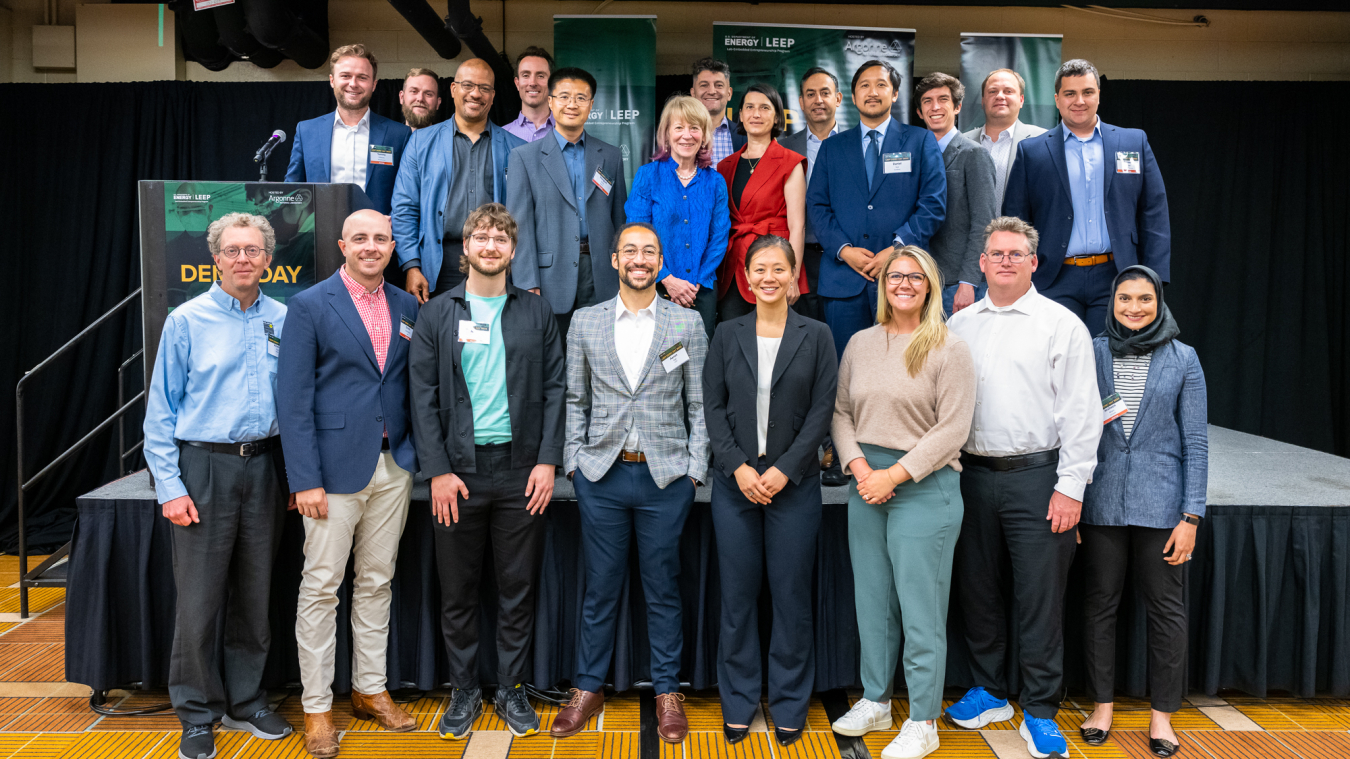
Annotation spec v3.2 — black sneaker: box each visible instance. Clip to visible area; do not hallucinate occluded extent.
[222,708,293,740]
[438,686,482,740]
[820,442,848,487]
[179,724,217,759]
[494,683,540,737]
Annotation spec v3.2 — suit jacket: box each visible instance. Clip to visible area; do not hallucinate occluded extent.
[505,131,629,313]
[284,110,412,215]
[564,295,709,488]
[714,140,809,302]
[928,131,998,288]
[391,120,526,293]
[277,270,420,494]
[963,119,1046,205]
[1002,121,1171,288]
[1084,337,1208,529]
[702,310,837,485]
[807,121,947,299]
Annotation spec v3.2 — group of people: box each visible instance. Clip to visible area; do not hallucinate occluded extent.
[143,40,1206,759]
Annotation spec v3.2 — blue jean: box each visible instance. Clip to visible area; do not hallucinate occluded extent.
[822,279,879,362]
[942,282,988,318]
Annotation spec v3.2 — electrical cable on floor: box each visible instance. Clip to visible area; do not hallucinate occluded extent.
[89,691,174,716]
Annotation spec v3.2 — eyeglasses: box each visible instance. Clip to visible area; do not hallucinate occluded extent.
[454,81,494,95]
[618,245,660,261]
[551,94,592,105]
[886,271,927,286]
[984,251,1030,263]
[470,233,512,247]
[220,246,265,259]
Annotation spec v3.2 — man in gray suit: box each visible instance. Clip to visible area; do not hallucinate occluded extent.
[550,222,708,745]
[918,72,999,316]
[507,66,627,336]
[963,69,1047,209]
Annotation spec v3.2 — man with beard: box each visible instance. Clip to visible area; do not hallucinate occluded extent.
[407,202,565,740]
[286,45,412,215]
[504,47,555,142]
[393,58,525,302]
[551,222,708,744]
[690,57,745,165]
[400,68,442,130]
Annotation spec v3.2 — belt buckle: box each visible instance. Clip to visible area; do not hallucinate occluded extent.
[238,441,257,457]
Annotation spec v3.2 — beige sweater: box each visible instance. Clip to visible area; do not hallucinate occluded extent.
[831,326,977,482]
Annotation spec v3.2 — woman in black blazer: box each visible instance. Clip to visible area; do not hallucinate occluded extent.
[703,235,837,747]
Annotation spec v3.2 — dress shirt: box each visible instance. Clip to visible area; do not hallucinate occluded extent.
[331,109,371,189]
[935,128,958,154]
[804,125,838,244]
[443,119,495,240]
[339,265,390,373]
[624,158,731,289]
[979,121,1018,205]
[143,283,288,503]
[712,115,735,165]
[1064,118,1110,258]
[554,129,589,241]
[503,111,555,142]
[947,285,1102,500]
[614,297,658,451]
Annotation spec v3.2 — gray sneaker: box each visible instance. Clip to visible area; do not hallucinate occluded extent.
[438,687,483,740]
[179,724,217,759]
[221,709,293,740]
[494,683,540,737]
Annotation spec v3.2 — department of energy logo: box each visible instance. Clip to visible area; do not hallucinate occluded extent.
[843,37,907,57]
[722,34,796,52]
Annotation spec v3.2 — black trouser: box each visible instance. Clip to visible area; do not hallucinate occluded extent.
[657,281,717,339]
[434,237,466,295]
[792,242,825,322]
[955,458,1076,719]
[717,289,756,326]
[432,443,545,689]
[169,443,286,727]
[1080,524,1187,713]
[554,245,597,338]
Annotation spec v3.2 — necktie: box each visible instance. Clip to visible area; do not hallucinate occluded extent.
[865,130,880,190]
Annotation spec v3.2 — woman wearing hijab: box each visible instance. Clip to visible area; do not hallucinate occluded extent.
[1077,266,1208,758]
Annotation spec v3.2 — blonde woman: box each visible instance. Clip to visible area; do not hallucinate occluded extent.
[829,246,977,759]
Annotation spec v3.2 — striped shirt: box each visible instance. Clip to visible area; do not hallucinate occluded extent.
[1112,353,1152,439]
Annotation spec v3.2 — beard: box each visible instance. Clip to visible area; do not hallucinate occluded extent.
[459,253,510,277]
[619,265,656,291]
[402,102,436,129]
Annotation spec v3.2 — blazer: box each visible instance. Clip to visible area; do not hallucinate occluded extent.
[963,120,1046,204]
[277,270,419,495]
[702,309,837,485]
[284,110,412,215]
[407,283,565,477]
[1083,338,1208,529]
[806,121,947,299]
[564,295,710,488]
[928,131,998,289]
[391,120,526,293]
[505,131,629,314]
[1002,121,1171,287]
[714,140,809,302]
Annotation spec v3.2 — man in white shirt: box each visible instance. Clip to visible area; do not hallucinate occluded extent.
[944,216,1100,759]
[962,69,1046,209]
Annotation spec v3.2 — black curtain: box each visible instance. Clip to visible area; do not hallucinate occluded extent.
[2,79,1348,552]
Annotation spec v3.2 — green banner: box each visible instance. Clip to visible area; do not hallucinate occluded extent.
[554,15,656,189]
[958,33,1062,131]
[714,22,916,134]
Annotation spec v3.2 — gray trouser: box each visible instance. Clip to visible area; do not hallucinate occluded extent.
[169,443,286,727]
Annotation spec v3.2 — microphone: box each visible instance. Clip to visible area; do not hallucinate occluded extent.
[254,129,287,162]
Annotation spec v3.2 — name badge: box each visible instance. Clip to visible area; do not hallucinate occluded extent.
[592,167,613,196]
[370,145,394,166]
[267,334,281,357]
[660,342,690,373]
[458,320,491,344]
[399,315,415,340]
[1102,392,1128,425]
[883,152,911,174]
[1115,151,1141,174]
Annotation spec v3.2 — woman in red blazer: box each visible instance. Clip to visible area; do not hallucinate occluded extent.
[716,84,809,324]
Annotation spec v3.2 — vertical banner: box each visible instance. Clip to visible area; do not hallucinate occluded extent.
[714,22,916,133]
[958,33,1062,132]
[554,15,656,189]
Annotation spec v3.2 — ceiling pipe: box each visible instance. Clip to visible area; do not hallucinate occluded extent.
[213,2,287,68]
[445,0,520,123]
[171,1,237,72]
[387,0,462,60]
[243,0,331,69]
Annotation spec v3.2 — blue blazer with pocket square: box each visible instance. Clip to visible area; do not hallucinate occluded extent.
[284,110,412,215]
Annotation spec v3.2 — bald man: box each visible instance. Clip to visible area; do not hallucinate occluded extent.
[277,209,422,757]
[393,58,526,303]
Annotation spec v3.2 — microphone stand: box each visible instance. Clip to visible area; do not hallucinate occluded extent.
[255,143,278,182]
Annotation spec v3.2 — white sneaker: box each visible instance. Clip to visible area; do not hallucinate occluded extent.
[831,697,893,736]
[882,719,939,759]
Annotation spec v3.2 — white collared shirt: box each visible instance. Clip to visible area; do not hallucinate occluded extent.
[947,285,1102,500]
[980,120,1019,205]
[331,109,371,189]
[615,297,659,450]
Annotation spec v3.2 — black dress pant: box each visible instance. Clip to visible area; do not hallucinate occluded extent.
[716,290,756,326]
[553,248,597,338]
[792,242,825,322]
[955,459,1076,719]
[433,238,466,295]
[1080,524,1187,713]
[431,443,545,689]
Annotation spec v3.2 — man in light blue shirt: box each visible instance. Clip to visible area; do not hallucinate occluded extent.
[781,66,842,326]
[1063,123,1109,258]
[143,212,293,759]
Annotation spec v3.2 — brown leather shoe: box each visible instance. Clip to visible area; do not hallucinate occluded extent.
[303,711,340,758]
[550,688,604,738]
[655,692,687,743]
[351,690,416,733]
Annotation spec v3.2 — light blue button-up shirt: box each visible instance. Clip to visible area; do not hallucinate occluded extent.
[1063,119,1110,258]
[554,129,589,241]
[804,124,838,244]
[936,127,958,154]
[143,282,288,503]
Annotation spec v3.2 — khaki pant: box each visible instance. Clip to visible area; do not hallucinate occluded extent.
[296,452,412,713]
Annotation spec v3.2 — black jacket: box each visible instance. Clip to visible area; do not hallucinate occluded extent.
[408,282,565,476]
[702,309,837,484]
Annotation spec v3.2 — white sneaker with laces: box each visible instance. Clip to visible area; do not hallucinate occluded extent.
[831,698,893,736]
[882,719,939,759]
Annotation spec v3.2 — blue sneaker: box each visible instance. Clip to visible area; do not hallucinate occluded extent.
[1019,717,1068,759]
[944,687,1014,729]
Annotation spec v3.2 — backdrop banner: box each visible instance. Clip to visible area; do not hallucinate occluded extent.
[553,15,656,189]
[958,33,1062,132]
[713,22,916,133]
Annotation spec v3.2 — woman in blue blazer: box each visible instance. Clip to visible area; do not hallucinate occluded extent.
[1078,265,1207,758]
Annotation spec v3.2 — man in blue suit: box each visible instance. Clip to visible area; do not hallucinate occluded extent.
[392,58,526,303]
[807,59,946,357]
[1002,59,1170,331]
[284,44,412,216]
[277,209,420,758]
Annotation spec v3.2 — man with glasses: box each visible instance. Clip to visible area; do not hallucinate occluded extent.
[507,66,627,336]
[944,216,1100,759]
[408,203,565,739]
[504,47,556,142]
[393,58,525,303]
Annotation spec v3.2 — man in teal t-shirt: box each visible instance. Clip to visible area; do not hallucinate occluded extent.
[462,292,510,443]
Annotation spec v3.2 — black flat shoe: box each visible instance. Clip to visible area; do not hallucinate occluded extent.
[723,724,749,745]
[1080,726,1110,745]
[775,727,802,747]
[1150,737,1179,757]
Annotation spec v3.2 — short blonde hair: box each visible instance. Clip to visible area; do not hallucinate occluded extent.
[876,246,949,377]
[653,95,713,169]
[983,216,1040,257]
[980,68,1026,98]
[403,67,439,87]
[207,213,276,257]
[330,44,378,79]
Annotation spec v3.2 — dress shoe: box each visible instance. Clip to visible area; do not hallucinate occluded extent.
[303,711,340,758]
[1080,726,1110,746]
[820,444,847,487]
[775,727,803,747]
[1150,737,1180,757]
[723,724,750,745]
[551,688,604,738]
[655,692,688,743]
[351,690,416,732]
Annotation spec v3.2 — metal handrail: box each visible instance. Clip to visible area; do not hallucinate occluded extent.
[15,288,143,618]
[118,349,145,474]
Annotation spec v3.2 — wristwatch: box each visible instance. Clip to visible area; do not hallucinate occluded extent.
[1181,514,1201,526]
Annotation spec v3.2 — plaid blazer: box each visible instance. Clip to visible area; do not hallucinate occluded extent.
[564,295,709,488]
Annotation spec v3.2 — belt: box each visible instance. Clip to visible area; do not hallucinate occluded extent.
[382,437,390,450]
[179,436,279,457]
[475,442,511,451]
[1063,252,1113,267]
[619,450,647,463]
[961,449,1059,472]
[579,239,590,255]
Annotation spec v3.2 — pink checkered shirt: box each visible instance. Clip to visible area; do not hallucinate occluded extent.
[339,265,391,374]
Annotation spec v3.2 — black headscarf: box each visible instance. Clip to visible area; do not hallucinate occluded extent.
[1105,265,1180,357]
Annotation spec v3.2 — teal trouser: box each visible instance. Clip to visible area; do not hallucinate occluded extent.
[847,443,964,721]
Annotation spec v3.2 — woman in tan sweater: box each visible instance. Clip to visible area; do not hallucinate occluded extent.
[828,246,977,759]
